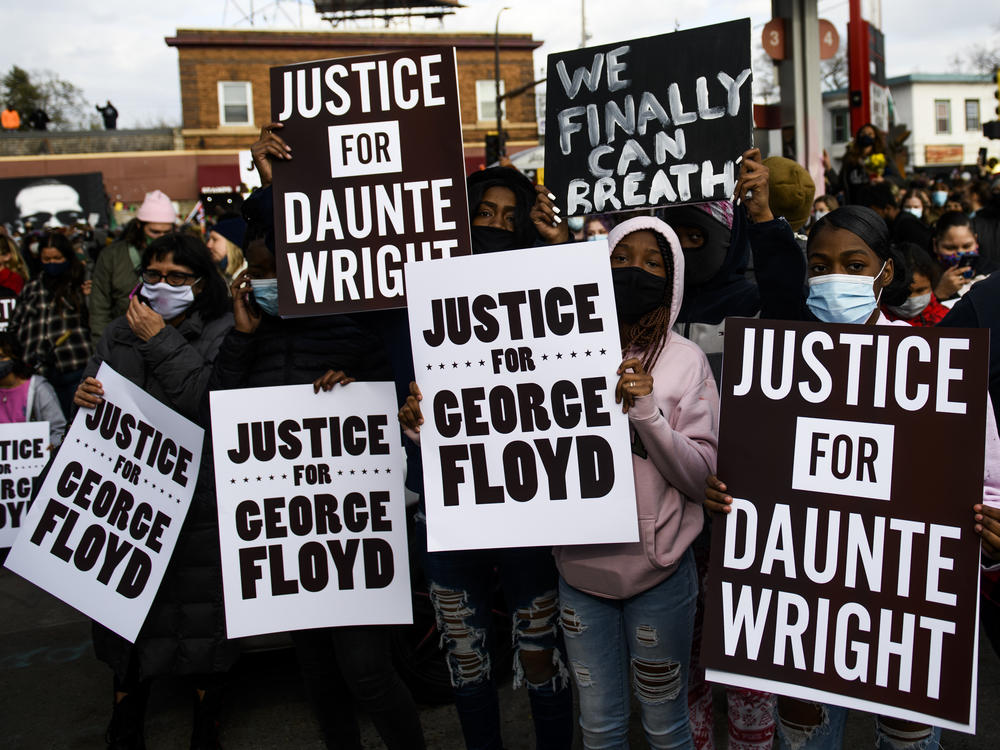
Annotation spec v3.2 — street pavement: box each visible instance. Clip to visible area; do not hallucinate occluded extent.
[3,558,1000,748]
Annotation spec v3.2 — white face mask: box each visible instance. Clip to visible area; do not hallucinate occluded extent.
[812,209,829,223]
[904,206,923,219]
[587,232,608,242]
[806,262,886,325]
[887,292,931,319]
[141,282,196,320]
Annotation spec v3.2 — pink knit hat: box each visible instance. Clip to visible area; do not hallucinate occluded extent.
[136,190,177,224]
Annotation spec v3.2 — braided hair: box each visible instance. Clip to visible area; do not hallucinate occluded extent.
[620,231,676,372]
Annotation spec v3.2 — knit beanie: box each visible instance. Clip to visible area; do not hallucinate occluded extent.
[762,157,815,230]
[212,217,247,249]
[136,190,177,224]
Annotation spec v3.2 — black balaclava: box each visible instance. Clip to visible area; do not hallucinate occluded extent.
[466,167,540,254]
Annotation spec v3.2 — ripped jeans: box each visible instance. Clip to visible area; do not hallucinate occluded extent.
[420,519,573,750]
[776,702,941,750]
[559,547,697,750]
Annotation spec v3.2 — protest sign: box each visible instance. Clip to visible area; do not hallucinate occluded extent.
[269,47,472,317]
[701,318,989,732]
[0,422,48,548]
[0,295,15,332]
[5,364,202,642]
[543,19,752,215]
[210,382,411,638]
[405,241,638,551]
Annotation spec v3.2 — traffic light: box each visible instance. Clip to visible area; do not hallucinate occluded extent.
[485,133,500,165]
[984,67,1000,139]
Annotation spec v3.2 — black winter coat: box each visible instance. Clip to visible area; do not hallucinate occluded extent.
[85,311,237,681]
[211,312,391,390]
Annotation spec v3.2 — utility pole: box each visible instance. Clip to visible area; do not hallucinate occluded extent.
[580,0,590,48]
[494,6,510,158]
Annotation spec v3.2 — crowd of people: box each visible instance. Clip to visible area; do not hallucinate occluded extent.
[1,119,999,750]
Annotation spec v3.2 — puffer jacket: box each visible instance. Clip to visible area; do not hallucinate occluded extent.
[86,310,237,680]
[555,216,719,599]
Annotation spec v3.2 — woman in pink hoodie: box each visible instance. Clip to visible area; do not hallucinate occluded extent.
[555,216,719,749]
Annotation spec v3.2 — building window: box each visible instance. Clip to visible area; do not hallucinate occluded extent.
[476,80,506,122]
[966,99,980,131]
[218,81,253,126]
[934,99,951,134]
[831,108,849,143]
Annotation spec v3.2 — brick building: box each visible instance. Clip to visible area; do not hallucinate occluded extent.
[165,28,543,168]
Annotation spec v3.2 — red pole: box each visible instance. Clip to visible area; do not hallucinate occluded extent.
[847,0,870,134]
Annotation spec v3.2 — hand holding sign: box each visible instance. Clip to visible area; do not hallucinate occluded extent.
[734,148,774,223]
[397,381,423,437]
[703,474,733,515]
[231,271,262,335]
[313,369,356,393]
[74,377,104,409]
[974,503,1000,559]
[530,184,567,245]
[250,121,292,187]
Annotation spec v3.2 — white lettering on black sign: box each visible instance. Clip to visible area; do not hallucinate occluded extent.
[543,19,752,214]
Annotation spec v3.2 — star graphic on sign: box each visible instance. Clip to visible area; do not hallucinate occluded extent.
[230,479,236,484]
[452,362,459,368]
[144,479,149,484]
[269,475,274,480]
[338,470,343,476]
[92,447,97,453]
[426,364,433,371]
[386,468,391,474]
[585,350,592,356]
[570,351,577,358]
[361,469,367,475]
[556,352,563,359]
[479,360,486,366]
[373,469,379,474]
[256,476,262,481]
[542,354,549,361]
[350,469,356,475]
[75,438,80,443]
[281,474,287,480]
[439,363,446,369]
[600,348,607,355]
[160,488,164,494]
[243,477,249,483]
[465,361,472,368]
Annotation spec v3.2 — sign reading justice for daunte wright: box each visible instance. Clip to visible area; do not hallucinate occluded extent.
[270,47,472,316]
[543,19,752,215]
[405,241,638,552]
[701,319,990,733]
[5,365,202,642]
[211,383,411,638]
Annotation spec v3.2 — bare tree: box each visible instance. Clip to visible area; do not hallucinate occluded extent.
[821,52,848,92]
[753,47,780,104]
[950,22,1000,73]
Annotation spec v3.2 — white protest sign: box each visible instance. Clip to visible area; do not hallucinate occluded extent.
[0,422,49,548]
[5,364,203,642]
[405,241,639,551]
[210,382,411,638]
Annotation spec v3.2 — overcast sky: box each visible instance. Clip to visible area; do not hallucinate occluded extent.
[2,0,998,128]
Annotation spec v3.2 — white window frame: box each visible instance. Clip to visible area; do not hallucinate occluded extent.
[965,99,980,132]
[218,81,254,127]
[476,79,506,122]
[934,99,951,135]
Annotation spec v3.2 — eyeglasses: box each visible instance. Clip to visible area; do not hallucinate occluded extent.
[140,268,200,286]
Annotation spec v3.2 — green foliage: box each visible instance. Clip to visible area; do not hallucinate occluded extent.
[1,65,99,131]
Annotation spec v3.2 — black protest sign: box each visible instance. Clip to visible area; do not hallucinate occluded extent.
[211,383,411,637]
[701,318,989,732]
[269,47,472,316]
[0,422,48,548]
[0,295,16,332]
[404,241,639,551]
[543,19,752,215]
[4,365,203,642]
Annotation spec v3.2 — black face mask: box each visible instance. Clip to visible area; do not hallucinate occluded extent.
[612,266,667,323]
[857,134,875,148]
[471,226,518,254]
[0,360,14,380]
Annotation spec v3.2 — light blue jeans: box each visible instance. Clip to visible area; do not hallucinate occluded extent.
[559,548,697,750]
[776,702,942,750]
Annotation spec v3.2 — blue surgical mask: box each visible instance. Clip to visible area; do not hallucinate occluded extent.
[932,191,948,207]
[587,232,608,242]
[806,262,886,325]
[567,216,585,232]
[904,207,923,219]
[250,278,279,316]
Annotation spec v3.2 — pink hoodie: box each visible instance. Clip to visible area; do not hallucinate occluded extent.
[555,217,720,600]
